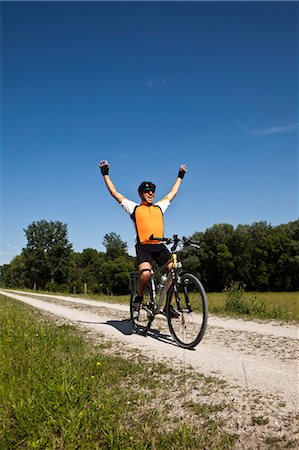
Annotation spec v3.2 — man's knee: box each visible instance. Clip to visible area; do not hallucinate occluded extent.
[139,268,152,281]
[166,262,173,272]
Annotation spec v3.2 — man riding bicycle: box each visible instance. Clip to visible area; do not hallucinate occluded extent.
[99,160,187,314]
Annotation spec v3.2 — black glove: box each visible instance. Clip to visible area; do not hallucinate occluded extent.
[99,160,109,176]
[178,164,187,179]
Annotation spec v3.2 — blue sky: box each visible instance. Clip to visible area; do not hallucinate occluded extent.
[1,1,298,264]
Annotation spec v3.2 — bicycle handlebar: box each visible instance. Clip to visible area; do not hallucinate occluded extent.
[149,234,200,252]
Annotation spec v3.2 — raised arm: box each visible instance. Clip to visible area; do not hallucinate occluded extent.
[99,160,125,204]
[165,164,187,202]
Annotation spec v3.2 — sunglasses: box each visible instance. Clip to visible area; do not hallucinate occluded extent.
[143,188,155,193]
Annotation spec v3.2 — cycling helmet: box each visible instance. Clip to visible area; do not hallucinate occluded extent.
[138,181,156,193]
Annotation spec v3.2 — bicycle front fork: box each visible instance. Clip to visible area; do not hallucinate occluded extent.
[172,278,193,313]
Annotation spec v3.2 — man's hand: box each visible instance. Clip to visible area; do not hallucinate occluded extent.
[99,160,110,176]
[178,164,187,179]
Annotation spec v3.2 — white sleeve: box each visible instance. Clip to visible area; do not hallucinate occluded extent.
[156,198,171,214]
[121,198,138,215]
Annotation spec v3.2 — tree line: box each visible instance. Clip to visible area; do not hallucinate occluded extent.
[0,219,298,293]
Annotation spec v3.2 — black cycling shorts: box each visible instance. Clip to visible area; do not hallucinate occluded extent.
[135,243,171,266]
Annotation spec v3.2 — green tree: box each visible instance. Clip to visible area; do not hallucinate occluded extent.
[232,224,253,287]
[102,232,128,259]
[287,220,299,290]
[70,248,106,293]
[0,265,9,287]
[202,224,235,291]
[23,220,73,289]
[101,256,135,294]
[272,221,299,291]
[0,255,27,288]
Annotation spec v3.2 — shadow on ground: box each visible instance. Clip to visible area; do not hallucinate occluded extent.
[76,318,186,348]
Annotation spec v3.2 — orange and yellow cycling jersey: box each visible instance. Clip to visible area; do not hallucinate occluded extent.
[121,197,170,244]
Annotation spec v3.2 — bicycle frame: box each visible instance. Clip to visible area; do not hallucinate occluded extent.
[148,252,181,314]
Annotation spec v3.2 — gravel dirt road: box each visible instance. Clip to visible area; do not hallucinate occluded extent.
[1,289,298,448]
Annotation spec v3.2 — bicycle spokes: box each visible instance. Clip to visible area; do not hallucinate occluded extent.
[167,273,208,349]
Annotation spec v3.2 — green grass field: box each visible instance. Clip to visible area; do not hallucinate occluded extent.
[207,291,298,321]
[0,295,237,449]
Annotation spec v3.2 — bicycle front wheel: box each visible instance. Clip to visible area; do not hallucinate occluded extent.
[166,272,208,349]
[130,283,154,335]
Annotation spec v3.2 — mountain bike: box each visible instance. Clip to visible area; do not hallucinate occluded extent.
[129,234,208,349]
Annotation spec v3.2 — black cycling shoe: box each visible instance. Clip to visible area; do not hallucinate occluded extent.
[132,294,143,311]
[162,304,180,319]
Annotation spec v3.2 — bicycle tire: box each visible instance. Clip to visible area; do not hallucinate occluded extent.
[130,282,154,335]
[166,272,208,349]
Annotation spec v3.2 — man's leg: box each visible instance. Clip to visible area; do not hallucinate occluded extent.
[137,262,152,296]
[132,262,152,311]
[166,261,173,272]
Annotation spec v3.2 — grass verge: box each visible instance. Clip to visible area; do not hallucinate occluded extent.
[208,290,299,322]
[0,295,236,449]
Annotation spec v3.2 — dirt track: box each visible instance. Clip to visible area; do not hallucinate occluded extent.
[1,289,298,448]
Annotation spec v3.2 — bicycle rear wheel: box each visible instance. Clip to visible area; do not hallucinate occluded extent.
[130,282,154,335]
[166,272,208,349]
